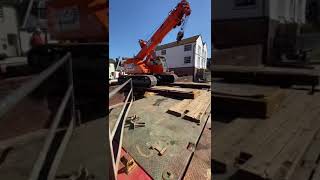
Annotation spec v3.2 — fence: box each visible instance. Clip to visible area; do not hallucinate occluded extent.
[108,78,134,180]
[0,52,76,180]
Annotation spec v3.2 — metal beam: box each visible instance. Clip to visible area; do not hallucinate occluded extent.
[28,85,73,180]
[0,53,70,119]
[110,87,132,139]
[47,118,75,180]
[109,78,131,99]
[22,0,35,29]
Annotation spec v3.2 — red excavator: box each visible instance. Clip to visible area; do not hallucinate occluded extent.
[118,0,191,87]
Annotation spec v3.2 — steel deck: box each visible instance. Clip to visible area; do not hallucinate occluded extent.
[109,95,211,179]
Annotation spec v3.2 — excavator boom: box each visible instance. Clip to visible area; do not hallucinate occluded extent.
[120,0,191,87]
[135,0,191,60]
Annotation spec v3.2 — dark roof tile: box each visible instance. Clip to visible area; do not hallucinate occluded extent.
[155,35,200,51]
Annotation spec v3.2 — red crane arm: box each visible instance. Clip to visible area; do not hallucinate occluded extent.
[135,0,191,61]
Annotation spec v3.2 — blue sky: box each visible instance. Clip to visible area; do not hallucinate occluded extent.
[109,0,211,59]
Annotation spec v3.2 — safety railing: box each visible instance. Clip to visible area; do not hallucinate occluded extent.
[108,78,134,180]
[0,52,76,180]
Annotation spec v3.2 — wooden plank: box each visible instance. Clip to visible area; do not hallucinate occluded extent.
[212,118,258,173]
[148,86,195,92]
[168,82,211,89]
[167,99,192,117]
[290,140,320,180]
[215,91,305,178]
[224,91,303,164]
[290,166,314,180]
[213,91,285,118]
[237,92,320,179]
[212,65,319,76]
[146,86,201,99]
[212,65,319,87]
[212,90,301,173]
[183,91,211,123]
[311,163,320,180]
[287,131,320,180]
[238,113,305,179]
[213,81,287,118]
[303,138,320,167]
[213,82,277,98]
[268,127,318,180]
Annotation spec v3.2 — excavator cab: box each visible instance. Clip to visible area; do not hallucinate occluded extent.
[156,56,169,72]
[153,56,177,85]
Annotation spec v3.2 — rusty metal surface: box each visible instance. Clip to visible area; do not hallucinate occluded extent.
[184,118,211,180]
[117,148,152,180]
[109,95,211,179]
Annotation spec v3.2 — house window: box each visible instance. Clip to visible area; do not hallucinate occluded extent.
[161,49,166,55]
[235,0,256,7]
[184,56,191,64]
[184,44,192,51]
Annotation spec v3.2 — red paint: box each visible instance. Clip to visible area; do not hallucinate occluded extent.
[30,34,45,48]
[117,148,152,180]
[47,0,107,42]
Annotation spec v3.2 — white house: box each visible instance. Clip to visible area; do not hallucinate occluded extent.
[155,35,208,77]
[214,0,306,24]
[0,5,20,57]
[0,0,50,57]
[213,0,307,65]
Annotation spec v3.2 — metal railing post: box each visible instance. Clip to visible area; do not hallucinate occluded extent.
[131,78,133,96]
[0,53,70,119]
[68,56,77,125]
[0,52,77,180]
[108,78,134,180]
[47,55,76,180]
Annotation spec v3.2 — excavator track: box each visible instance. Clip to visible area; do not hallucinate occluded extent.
[155,74,178,85]
[118,75,157,88]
